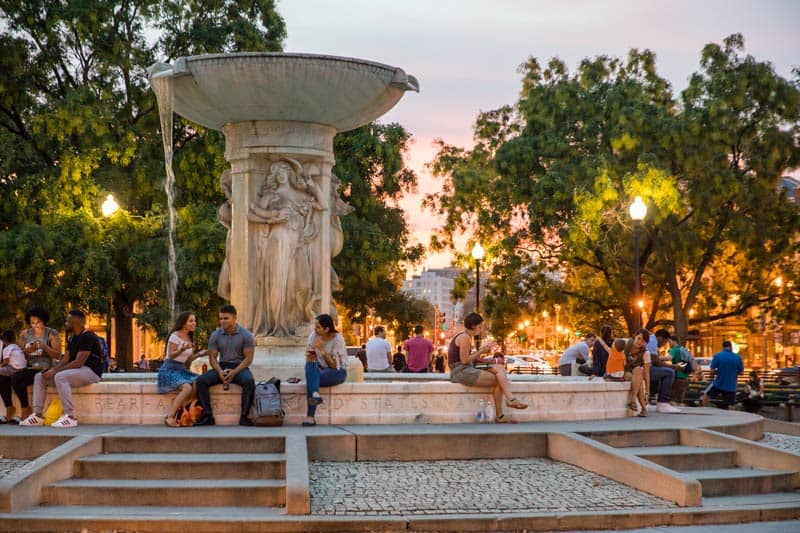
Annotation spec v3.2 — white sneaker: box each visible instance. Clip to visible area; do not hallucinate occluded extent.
[19,414,44,426]
[50,414,78,428]
[656,402,681,414]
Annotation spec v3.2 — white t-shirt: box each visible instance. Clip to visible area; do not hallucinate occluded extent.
[2,344,27,370]
[307,332,347,370]
[166,332,193,363]
[365,337,392,371]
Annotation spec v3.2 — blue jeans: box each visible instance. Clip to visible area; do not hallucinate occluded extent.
[649,366,675,403]
[305,362,346,417]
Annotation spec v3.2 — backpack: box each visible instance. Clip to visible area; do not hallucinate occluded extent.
[252,378,285,426]
[678,346,698,373]
[177,399,204,427]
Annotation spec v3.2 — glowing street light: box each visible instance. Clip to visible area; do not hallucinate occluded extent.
[101,194,120,218]
[471,242,485,313]
[629,196,647,332]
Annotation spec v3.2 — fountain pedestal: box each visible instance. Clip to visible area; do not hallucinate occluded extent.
[223,120,337,330]
[149,53,418,379]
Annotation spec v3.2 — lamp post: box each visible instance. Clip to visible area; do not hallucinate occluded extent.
[471,243,484,313]
[101,194,120,360]
[629,196,647,332]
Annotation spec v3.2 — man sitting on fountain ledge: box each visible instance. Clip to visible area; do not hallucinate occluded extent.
[194,305,256,426]
[21,310,103,428]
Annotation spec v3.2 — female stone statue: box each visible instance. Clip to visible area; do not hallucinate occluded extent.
[247,158,325,337]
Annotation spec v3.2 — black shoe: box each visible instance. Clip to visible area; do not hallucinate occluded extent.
[194,416,216,426]
[239,416,254,426]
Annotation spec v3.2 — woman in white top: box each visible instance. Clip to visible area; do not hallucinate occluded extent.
[157,311,206,427]
[303,314,347,426]
[0,330,28,423]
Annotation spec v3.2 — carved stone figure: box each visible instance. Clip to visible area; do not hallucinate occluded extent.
[247,159,326,337]
[216,169,232,300]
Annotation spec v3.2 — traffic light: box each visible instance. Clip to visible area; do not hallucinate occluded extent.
[440,311,447,330]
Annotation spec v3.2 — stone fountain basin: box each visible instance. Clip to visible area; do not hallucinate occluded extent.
[149,52,419,132]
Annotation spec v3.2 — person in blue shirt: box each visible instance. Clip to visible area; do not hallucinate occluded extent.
[701,340,744,409]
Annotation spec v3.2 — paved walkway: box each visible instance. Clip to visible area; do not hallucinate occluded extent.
[761,431,800,454]
[311,458,675,516]
[572,520,800,532]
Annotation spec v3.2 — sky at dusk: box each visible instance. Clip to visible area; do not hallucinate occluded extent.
[278,0,800,275]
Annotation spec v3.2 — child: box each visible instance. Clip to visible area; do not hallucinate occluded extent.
[605,339,626,380]
[596,335,649,416]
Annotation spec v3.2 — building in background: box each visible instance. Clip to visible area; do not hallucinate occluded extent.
[402,268,463,334]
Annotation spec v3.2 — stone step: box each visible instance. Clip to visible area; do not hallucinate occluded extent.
[75,453,286,480]
[682,467,797,497]
[0,505,287,533]
[43,479,286,507]
[582,429,680,448]
[102,435,285,454]
[622,445,737,471]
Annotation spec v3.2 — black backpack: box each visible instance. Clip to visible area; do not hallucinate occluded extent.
[251,378,285,426]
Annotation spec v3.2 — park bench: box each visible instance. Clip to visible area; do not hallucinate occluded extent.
[684,378,798,420]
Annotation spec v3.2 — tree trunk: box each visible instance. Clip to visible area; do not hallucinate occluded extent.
[112,293,135,371]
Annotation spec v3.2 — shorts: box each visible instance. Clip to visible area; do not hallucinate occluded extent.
[449,362,484,386]
[703,384,737,406]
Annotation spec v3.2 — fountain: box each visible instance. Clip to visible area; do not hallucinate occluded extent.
[148,52,418,379]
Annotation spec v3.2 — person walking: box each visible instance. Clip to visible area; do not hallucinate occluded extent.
[193,305,256,426]
[702,340,744,410]
[20,310,103,427]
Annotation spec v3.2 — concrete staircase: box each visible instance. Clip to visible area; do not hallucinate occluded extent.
[592,429,799,498]
[17,434,289,531]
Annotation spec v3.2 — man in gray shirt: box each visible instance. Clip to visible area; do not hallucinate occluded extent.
[558,334,596,376]
[194,304,256,426]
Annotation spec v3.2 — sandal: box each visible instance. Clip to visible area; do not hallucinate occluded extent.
[506,398,528,410]
[495,414,518,424]
[637,409,648,418]
[164,416,179,427]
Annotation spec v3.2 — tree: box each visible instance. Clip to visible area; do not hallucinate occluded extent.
[333,123,426,325]
[428,35,800,341]
[0,0,286,367]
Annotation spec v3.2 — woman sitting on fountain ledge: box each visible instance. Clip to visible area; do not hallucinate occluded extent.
[303,314,347,427]
[448,312,528,423]
[158,311,206,427]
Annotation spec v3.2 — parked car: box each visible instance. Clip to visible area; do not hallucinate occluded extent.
[505,355,552,374]
[777,366,799,386]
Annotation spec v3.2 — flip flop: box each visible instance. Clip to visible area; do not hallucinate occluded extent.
[506,398,528,410]
[495,414,518,424]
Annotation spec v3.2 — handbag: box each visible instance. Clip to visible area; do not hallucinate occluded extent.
[43,399,63,425]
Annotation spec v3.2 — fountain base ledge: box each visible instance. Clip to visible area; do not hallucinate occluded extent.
[10,377,631,425]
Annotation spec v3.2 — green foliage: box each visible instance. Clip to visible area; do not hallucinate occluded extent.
[0,0,286,366]
[333,123,425,329]
[429,35,800,340]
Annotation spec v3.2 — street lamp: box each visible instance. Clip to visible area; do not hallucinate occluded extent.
[101,194,120,363]
[101,194,120,217]
[471,242,484,313]
[629,196,647,332]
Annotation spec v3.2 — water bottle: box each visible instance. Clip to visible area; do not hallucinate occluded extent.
[477,399,486,423]
[485,400,495,423]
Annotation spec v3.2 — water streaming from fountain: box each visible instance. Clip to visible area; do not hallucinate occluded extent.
[150,74,178,320]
